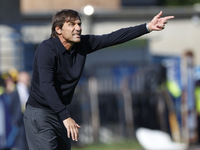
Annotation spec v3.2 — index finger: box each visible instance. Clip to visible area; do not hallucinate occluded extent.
[163,16,175,21]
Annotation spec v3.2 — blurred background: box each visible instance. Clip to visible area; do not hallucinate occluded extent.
[1,0,200,150]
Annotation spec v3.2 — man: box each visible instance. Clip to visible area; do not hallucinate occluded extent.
[24,9,174,150]
[9,71,30,150]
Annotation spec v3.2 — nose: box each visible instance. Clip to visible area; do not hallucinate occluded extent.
[75,24,81,31]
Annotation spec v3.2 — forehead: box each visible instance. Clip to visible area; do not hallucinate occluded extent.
[66,16,81,23]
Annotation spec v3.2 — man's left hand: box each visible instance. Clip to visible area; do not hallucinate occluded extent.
[148,11,174,31]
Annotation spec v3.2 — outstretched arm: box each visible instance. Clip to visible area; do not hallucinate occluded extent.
[147,11,174,32]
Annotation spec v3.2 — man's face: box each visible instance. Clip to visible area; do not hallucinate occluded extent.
[57,18,82,43]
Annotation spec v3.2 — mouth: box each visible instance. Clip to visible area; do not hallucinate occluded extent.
[73,33,81,38]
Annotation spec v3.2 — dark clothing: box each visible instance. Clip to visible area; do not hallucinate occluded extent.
[0,94,13,149]
[26,24,148,121]
[24,105,71,150]
[9,91,28,150]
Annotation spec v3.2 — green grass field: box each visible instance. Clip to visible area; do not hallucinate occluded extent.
[72,139,143,150]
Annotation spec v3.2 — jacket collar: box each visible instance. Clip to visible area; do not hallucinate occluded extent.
[53,37,76,55]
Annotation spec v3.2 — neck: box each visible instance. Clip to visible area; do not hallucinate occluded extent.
[63,41,74,52]
[58,36,74,52]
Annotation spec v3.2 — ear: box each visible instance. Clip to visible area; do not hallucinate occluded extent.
[55,26,62,35]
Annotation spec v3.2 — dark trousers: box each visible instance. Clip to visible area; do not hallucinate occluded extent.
[23,105,71,150]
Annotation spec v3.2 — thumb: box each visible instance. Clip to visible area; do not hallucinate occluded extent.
[155,11,162,19]
[76,124,81,128]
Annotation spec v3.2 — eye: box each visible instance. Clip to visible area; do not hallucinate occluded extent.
[69,22,75,26]
[78,23,82,26]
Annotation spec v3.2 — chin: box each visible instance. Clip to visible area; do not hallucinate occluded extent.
[74,39,81,43]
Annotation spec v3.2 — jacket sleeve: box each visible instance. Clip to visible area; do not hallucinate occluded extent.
[83,23,149,54]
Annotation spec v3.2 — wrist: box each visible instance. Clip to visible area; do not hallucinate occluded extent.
[146,23,152,32]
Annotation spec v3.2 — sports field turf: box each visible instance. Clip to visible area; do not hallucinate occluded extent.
[72,139,142,150]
